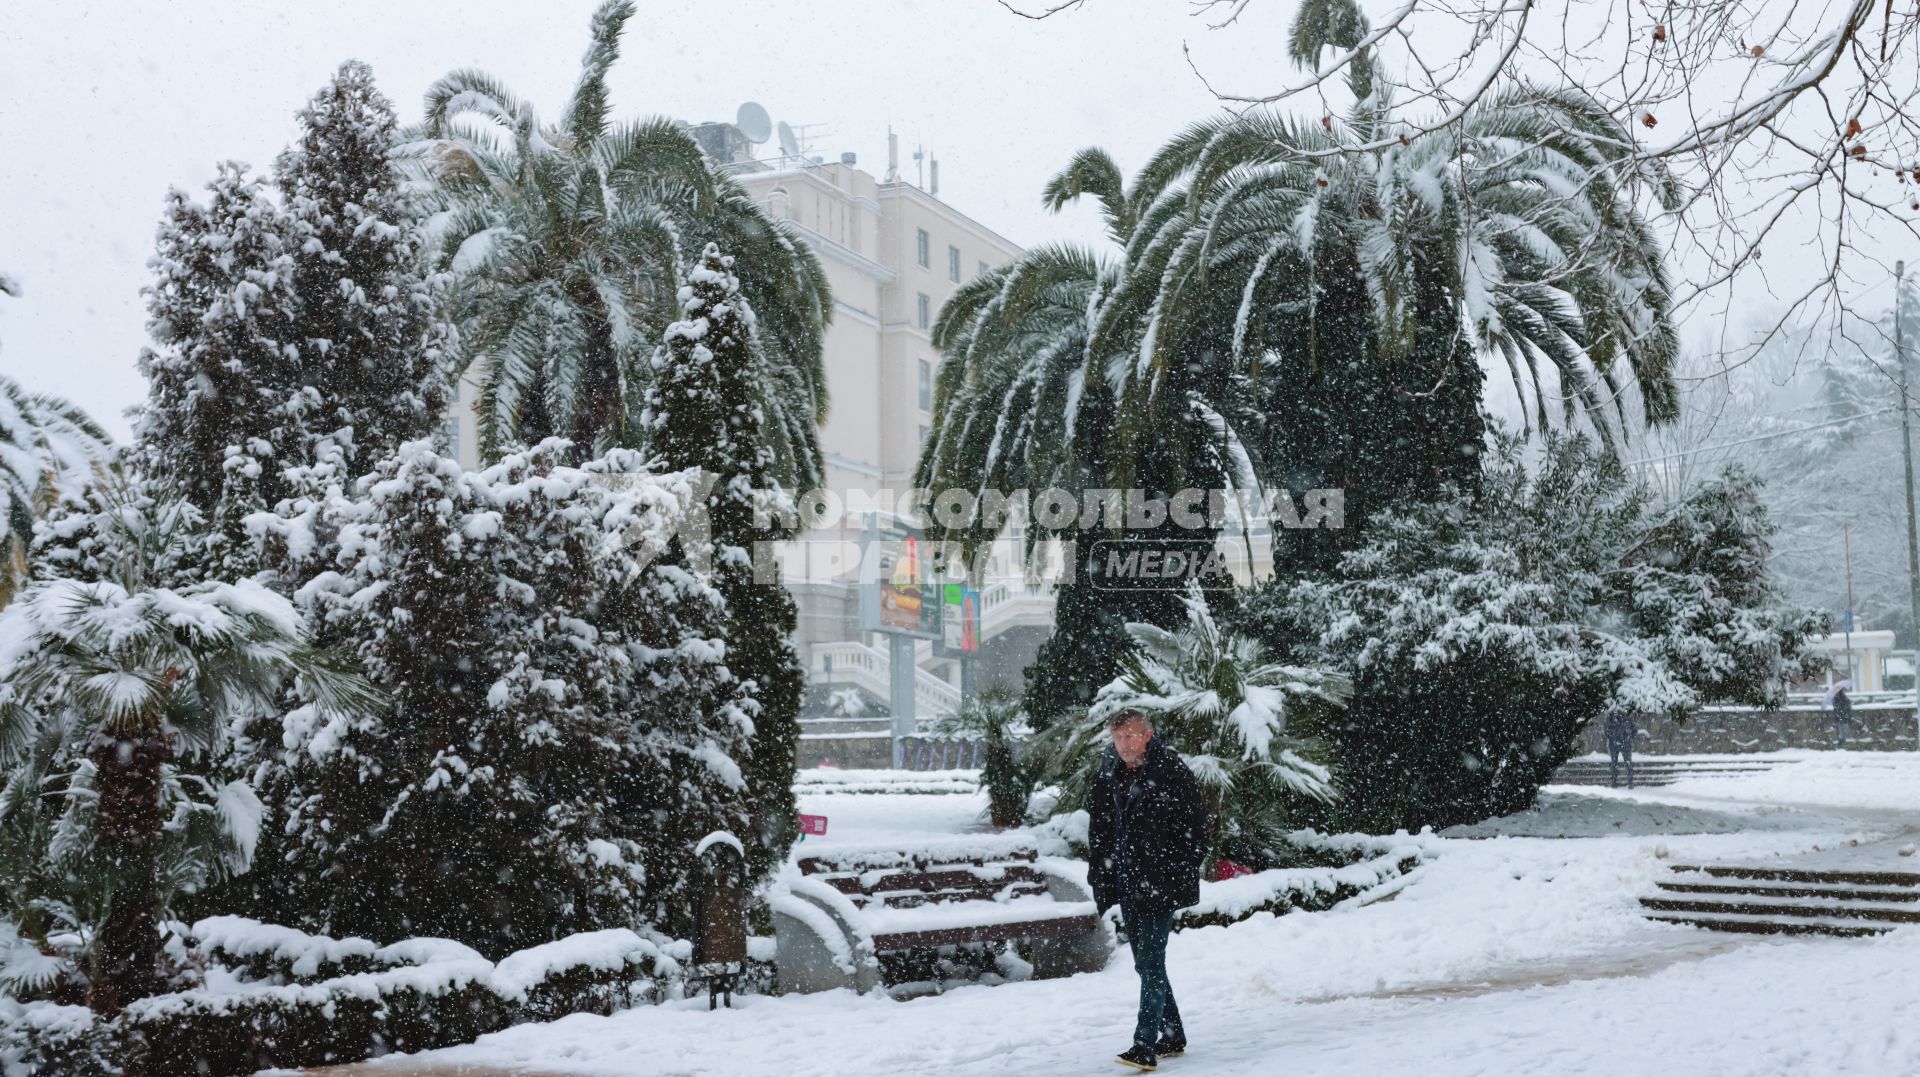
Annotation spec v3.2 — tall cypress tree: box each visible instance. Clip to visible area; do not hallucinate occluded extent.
[133,163,306,575]
[275,59,449,469]
[641,243,805,881]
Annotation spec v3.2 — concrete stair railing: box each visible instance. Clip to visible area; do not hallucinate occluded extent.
[810,640,960,717]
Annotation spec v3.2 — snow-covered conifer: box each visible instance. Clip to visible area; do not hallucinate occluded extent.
[131,164,307,575]
[640,244,806,881]
[275,60,450,469]
[1262,431,1823,831]
[257,439,750,954]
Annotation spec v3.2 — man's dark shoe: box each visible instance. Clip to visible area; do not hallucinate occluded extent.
[1115,1044,1158,1071]
[1155,1036,1186,1057]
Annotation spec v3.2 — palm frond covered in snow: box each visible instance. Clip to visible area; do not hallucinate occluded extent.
[1108,63,1680,470]
[0,480,370,1004]
[400,0,830,474]
[0,374,112,608]
[1037,580,1349,865]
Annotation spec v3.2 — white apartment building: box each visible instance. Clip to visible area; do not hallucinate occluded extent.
[720,131,1061,717]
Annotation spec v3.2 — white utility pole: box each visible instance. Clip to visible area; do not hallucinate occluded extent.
[1895,259,1919,742]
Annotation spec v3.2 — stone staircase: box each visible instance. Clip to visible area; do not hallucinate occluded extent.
[1550,756,1799,788]
[1640,863,1920,937]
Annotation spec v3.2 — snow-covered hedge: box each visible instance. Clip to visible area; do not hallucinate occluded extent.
[0,998,95,1077]
[1170,836,1423,932]
[0,920,776,1077]
[187,915,449,983]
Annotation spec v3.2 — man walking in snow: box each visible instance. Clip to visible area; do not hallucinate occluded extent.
[1604,710,1637,788]
[1088,708,1209,1072]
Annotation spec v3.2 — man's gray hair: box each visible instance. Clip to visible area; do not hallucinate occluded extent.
[1105,707,1152,730]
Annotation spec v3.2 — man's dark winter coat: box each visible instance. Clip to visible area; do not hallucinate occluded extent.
[1087,735,1208,915]
[1603,712,1636,747]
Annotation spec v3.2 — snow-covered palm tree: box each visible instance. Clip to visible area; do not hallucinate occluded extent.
[914,242,1119,554]
[1106,2,1680,486]
[405,0,830,476]
[916,147,1271,547]
[1036,580,1350,865]
[0,482,369,1010]
[913,150,1265,727]
[1,374,111,609]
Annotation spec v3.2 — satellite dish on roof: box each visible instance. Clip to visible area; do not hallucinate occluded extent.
[736,102,772,144]
[776,121,800,158]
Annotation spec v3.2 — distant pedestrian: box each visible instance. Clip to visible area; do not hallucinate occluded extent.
[1604,711,1636,788]
[1088,708,1208,1072]
[1829,682,1854,749]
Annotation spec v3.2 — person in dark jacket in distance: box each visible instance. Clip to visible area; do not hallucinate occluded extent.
[1087,708,1209,1072]
[1830,682,1853,749]
[1603,710,1637,788]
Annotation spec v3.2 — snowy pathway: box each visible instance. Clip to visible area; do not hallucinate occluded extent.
[317,753,1920,1077]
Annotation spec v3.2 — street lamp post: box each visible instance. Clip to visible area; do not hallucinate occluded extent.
[1896,259,1920,742]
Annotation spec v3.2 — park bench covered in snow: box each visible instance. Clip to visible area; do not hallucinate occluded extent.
[771,837,1112,995]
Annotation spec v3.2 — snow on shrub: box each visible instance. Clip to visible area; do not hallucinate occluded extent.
[1170,839,1424,932]
[0,922,770,1076]
[243,438,754,956]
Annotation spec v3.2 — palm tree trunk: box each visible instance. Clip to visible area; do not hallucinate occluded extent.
[86,728,172,1012]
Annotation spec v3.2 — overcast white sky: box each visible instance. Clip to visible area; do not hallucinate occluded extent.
[3,0,1308,439]
[1,0,1900,442]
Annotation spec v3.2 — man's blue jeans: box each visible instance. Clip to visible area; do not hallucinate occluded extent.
[1607,739,1634,787]
[1121,902,1183,1049]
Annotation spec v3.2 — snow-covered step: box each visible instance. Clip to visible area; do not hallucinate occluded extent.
[1643,910,1895,938]
[1640,894,1920,925]
[1668,864,1920,888]
[1550,757,1798,787]
[1655,879,1920,903]
[1640,860,1920,938]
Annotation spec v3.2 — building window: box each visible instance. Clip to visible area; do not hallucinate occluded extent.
[916,293,930,330]
[918,358,932,410]
[978,260,991,278]
[916,228,930,267]
[948,245,961,282]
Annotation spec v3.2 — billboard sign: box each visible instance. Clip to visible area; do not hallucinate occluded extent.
[857,516,942,639]
[938,582,980,655]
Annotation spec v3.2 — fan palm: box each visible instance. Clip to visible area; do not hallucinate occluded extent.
[1105,13,1681,491]
[915,148,1262,728]
[0,481,371,1011]
[915,149,1262,564]
[1,374,111,607]
[1033,579,1349,866]
[404,0,830,478]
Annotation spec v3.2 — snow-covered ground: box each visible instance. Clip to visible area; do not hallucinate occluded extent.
[339,753,1920,1076]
